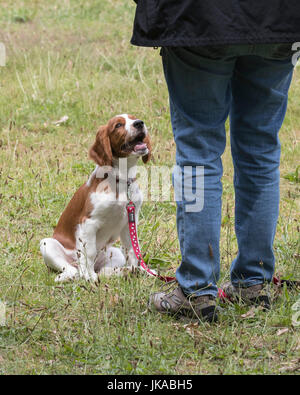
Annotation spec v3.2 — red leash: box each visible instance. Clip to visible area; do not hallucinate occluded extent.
[127,201,299,300]
[127,201,175,283]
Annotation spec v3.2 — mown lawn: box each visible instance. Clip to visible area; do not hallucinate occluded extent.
[0,0,299,374]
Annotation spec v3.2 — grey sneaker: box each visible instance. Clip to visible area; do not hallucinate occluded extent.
[223,282,271,310]
[148,283,218,323]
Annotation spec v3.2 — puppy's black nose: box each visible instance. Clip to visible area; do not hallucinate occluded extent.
[133,120,144,129]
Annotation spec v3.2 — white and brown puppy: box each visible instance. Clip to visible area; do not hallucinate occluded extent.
[40,114,151,282]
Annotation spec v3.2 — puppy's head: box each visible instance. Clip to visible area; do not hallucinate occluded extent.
[89,114,151,167]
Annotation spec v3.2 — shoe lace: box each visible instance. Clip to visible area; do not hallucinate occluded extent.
[154,279,187,307]
[158,279,178,296]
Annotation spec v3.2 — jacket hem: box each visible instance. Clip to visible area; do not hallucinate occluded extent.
[130,35,300,47]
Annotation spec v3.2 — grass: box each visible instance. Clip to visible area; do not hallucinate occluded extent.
[0,0,299,375]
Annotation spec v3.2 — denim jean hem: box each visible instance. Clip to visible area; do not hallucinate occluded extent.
[192,290,218,298]
[231,279,271,288]
[181,287,218,298]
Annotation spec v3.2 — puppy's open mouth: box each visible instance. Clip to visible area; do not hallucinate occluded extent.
[121,133,147,153]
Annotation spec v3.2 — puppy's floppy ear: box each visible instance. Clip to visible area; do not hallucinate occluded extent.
[142,134,152,164]
[89,125,113,167]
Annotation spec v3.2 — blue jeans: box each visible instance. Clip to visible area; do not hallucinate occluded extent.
[161,44,294,297]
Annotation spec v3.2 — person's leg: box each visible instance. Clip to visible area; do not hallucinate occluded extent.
[230,49,294,287]
[161,47,236,297]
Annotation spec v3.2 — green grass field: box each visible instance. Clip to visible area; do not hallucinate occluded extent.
[0,0,299,374]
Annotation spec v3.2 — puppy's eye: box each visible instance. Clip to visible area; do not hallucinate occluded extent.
[115,123,123,129]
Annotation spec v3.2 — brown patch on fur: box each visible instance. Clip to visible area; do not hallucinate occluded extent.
[89,117,131,165]
[94,178,112,194]
[89,125,113,167]
[53,175,103,249]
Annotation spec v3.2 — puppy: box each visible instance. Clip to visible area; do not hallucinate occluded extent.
[40,114,151,282]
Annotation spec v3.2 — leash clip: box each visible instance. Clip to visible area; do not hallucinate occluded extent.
[126,201,136,223]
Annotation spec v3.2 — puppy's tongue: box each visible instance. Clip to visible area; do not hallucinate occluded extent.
[134,143,147,152]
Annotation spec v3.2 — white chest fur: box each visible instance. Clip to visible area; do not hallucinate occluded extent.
[76,179,143,252]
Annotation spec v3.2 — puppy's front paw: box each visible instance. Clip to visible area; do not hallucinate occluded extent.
[55,268,79,283]
[78,266,98,282]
